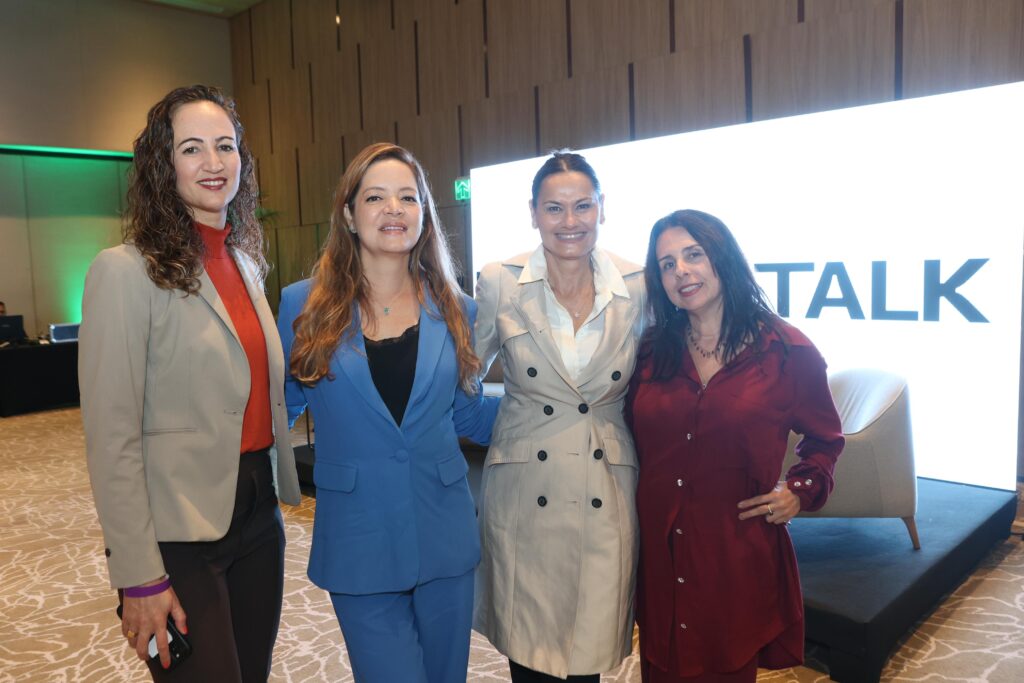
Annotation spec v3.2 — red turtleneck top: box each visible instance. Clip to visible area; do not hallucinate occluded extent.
[197,222,273,454]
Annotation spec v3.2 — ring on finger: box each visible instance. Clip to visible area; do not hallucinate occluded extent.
[767,505,774,516]
[126,629,137,639]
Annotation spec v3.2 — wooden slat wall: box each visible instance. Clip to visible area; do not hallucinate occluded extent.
[675,0,798,51]
[751,1,896,121]
[903,0,1024,98]
[570,0,670,75]
[633,38,747,139]
[538,65,632,152]
[232,0,1024,304]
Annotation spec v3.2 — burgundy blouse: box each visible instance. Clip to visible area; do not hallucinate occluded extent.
[626,321,844,677]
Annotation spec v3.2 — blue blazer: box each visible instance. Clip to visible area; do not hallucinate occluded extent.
[278,279,499,595]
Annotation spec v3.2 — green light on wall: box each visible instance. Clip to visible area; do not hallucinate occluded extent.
[454,177,471,202]
[0,144,132,161]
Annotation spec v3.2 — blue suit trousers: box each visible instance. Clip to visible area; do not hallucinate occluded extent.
[330,568,475,683]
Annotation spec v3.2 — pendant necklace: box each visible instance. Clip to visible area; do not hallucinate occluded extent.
[687,326,722,360]
[378,282,409,316]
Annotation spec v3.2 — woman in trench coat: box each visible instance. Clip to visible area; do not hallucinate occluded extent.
[473,151,645,682]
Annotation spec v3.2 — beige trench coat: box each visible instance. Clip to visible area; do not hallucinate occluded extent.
[473,251,645,678]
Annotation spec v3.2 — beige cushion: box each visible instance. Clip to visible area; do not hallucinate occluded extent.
[783,368,917,519]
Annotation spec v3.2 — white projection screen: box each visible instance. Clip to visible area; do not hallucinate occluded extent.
[468,82,1024,491]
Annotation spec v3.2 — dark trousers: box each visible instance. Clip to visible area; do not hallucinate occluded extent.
[122,450,286,683]
[509,660,600,683]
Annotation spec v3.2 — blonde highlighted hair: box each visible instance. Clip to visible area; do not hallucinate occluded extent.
[288,142,481,392]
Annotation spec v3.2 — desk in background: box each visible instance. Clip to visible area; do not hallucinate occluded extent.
[0,343,79,417]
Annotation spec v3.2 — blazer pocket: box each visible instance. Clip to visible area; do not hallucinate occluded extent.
[484,439,532,466]
[600,436,638,469]
[437,455,469,486]
[142,348,194,434]
[314,461,358,492]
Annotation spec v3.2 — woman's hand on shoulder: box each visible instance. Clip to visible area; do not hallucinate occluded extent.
[121,582,187,669]
[737,481,801,525]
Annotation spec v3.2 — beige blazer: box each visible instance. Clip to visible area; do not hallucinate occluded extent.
[79,244,300,589]
[473,251,645,678]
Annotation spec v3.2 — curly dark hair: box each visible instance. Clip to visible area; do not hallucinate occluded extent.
[641,209,781,381]
[124,84,266,294]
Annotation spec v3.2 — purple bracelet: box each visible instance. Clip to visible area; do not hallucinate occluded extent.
[123,577,171,598]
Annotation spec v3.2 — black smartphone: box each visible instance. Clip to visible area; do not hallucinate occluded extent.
[116,604,193,670]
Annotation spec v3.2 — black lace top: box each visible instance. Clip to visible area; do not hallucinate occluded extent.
[364,323,419,426]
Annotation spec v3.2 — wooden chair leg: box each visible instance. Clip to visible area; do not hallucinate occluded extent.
[902,516,921,550]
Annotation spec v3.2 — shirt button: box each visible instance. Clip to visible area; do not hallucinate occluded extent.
[611,371,622,381]
[592,498,602,508]
[677,479,684,487]
[686,433,692,440]
[578,403,589,414]
[593,449,604,460]
[675,528,683,535]
[537,496,547,507]
[543,405,554,416]
[677,577,685,583]
[537,450,547,461]
[527,367,537,377]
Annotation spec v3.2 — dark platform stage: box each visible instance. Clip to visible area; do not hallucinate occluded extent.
[790,477,1018,683]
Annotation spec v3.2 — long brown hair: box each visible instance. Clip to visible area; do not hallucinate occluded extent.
[124,84,265,294]
[289,142,481,392]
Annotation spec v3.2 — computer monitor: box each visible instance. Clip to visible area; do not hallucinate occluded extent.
[0,315,27,342]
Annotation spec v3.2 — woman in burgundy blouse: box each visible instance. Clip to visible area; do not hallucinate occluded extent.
[626,210,844,683]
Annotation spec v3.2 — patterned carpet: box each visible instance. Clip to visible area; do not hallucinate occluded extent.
[1,407,1022,682]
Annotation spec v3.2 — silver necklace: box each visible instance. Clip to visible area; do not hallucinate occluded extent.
[687,327,722,360]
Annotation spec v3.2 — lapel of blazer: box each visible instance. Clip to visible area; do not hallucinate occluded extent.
[406,288,446,418]
[334,305,400,429]
[575,293,639,389]
[197,267,240,343]
[510,277,580,395]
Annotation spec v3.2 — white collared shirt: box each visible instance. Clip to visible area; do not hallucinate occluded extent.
[519,246,631,381]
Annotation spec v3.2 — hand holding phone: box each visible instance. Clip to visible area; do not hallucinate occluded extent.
[117,593,192,670]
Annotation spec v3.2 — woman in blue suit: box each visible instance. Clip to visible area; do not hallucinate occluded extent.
[277,142,498,683]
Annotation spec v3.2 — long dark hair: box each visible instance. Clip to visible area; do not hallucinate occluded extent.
[641,209,779,381]
[289,142,481,392]
[124,84,264,294]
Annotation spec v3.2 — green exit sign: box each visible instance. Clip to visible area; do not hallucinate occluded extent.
[454,177,471,201]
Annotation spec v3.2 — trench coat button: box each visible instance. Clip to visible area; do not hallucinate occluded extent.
[677,577,685,583]
[680,623,687,629]
[578,403,589,414]
[592,498,602,508]
[537,496,547,507]
[543,405,554,416]
[793,481,802,488]
[805,478,813,485]
[593,449,604,460]
[104,548,111,557]
[537,450,548,461]
[611,370,622,381]
[677,479,684,487]
[686,433,692,440]
[527,367,537,377]
[394,449,410,462]
[675,528,683,535]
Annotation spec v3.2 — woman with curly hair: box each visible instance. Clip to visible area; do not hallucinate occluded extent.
[79,84,300,682]
[277,142,498,682]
